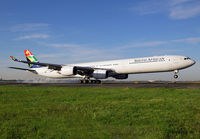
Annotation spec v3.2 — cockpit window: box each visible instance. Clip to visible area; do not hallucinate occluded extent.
[184,57,190,60]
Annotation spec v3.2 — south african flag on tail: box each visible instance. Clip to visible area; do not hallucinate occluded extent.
[24,50,41,68]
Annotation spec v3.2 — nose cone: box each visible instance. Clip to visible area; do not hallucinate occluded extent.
[190,59,196,66]
[192,60,196,65]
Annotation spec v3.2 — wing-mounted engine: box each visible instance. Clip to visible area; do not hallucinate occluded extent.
[59,66,77,76]
[92,70,108,79]
[108,72,128,79]
[92,70,128,80]
[112,74,128,79]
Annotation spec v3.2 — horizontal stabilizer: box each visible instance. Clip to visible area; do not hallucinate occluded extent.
[10,56,18,61]
[8,67,35,72]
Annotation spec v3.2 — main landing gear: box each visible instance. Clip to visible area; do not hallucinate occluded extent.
[173,70,179,79]
[80,80,101,84]
[80,77,101,84]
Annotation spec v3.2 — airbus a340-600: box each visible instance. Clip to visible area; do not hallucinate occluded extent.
[9,50,195,83]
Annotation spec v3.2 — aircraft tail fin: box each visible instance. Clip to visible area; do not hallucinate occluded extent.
[24,50,41,68]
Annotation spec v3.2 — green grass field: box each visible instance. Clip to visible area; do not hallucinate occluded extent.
[0,86,200,139]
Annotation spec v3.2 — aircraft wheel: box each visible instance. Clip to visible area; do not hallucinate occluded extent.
[174,75,178,79]
[96,80,101,84]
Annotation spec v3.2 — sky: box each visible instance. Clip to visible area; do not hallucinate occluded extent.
[0,0,200,81]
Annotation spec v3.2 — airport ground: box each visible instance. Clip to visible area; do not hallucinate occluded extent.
[0,85,200,138]
[1,80,200,89]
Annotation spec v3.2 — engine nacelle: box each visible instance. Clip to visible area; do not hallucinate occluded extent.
[113,74,128,79]
[92,70,108,79]
[59,66,77,76]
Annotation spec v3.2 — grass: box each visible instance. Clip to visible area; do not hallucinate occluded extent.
[0,86,200,138]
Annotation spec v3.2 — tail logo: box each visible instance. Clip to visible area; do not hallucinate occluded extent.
[25,51,31,56]
[24,50,41,68]
[24,50,38,62]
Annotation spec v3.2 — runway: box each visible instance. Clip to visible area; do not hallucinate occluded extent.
[1,82,200,89]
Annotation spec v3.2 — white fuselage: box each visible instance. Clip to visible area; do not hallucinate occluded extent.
[33,55,195,79]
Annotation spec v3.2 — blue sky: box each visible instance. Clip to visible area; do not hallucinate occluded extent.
[0,0,200,80]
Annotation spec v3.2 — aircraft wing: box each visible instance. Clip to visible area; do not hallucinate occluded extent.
[10,56,62,70]
[10,56,113,76]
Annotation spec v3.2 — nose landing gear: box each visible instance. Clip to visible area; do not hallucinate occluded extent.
[80,80,101,84]
[174,70,179,79]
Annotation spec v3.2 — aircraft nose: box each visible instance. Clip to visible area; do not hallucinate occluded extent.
[191,59,196,65]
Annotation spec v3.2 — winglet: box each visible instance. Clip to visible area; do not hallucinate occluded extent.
[10,56,18,61]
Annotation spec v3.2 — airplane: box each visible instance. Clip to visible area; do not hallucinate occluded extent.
[9,50,196,84]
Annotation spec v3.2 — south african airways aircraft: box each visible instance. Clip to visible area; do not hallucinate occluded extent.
[9,50,195,83]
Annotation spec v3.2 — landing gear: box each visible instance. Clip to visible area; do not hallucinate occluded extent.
[80,76,102,84]
[173,70,179,79]
[80,79,101,84]
[174,75,178,79]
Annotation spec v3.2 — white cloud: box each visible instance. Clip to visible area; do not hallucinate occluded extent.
[116,36,200,50]
[15,34,49,40]
[132,1,167,15]
[38,53,66,58]
[132,0,200,19]
[10,23,49,32]
[170,0,192,6]
[154,49,184,55]
[36,36,200,63]
[131,41,167,47]
[172,37,200,44]
[120,41,167,49]
[169,2,200,19]
[48,43,80,47]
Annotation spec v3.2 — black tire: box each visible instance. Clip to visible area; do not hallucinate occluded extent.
[91,80,95,84]
[96,80,101,84]
[174,75,178,79]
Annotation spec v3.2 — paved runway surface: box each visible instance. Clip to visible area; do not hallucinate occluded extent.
[1,82,200,89]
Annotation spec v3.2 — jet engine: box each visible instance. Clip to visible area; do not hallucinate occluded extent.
[92,70,108,79]
[59,66,77,76]
[113,74,128,79]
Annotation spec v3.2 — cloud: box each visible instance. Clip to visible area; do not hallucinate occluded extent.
[117,36,200,50]
[15,34,49,40]
[154,49,184,55]
[169,1,200,19]
[36,36,200,63]
[121,37,200,49]
[132,0,200,19]
[132,1,167,15]
[64,47,122,63]
[172,37,200,44]
[120,41,167,49]
[170,0,192,6]
[38,53,66,58]
[48,43,80,48]
[10,23,49,32]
